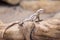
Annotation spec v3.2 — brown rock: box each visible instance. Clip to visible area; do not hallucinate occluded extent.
[0,20,4,27]
[3,0,21,5]
[3,21,35,40]
[0,20,6,40]
[20,1,60,13]
[2,19,60,40]
[32,19,60,40]
[3,21,24,40]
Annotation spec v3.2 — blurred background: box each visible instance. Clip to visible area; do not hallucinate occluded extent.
[0,0,60,24]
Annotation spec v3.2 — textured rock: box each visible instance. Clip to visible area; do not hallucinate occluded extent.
[2,19,60,40]
[0,20,5,40]
[32,19,60,40]
[3,21,34,40]
[3,24,24,40]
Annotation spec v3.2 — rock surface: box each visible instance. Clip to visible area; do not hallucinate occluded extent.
[0,20,6,40]
[20,1,60,13]
[0,0,60,40]
[2,19,60,40]
[2,0,21,5]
